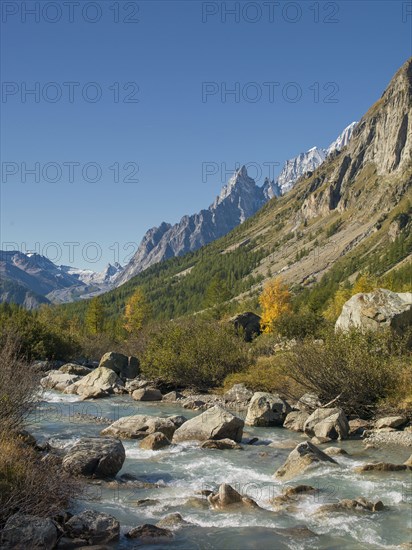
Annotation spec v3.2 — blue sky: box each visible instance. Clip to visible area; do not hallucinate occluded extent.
[1,0,411,270]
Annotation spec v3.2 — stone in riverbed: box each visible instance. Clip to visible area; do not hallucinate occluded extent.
[283,410,309,432]
[0,514,58,550]
[101,414,180,440]
[125,524,173,541]
[62,437,125,478]
[354,461,412,473]
[375,415,407,429]
[304,408,349,440]
[224,383,253,404]
[323,446,349,456]
[162,390,184,402]
[99,351,140,379]
[270,485,316,511]
[40,371,82,392]
[156,513,188,529]
[200,438,243,450]
[132,387,162,401]
[207,483,259,510]
[405,454,412,466]
[245,392,291,427]
[296,393,322,412]
[274,441,337,481]
[59,363,93,376]
[65,510,120,544]
[172,405,244,443]
[317,497,384,513]
[64,367,124,399]
[139,432,171,450]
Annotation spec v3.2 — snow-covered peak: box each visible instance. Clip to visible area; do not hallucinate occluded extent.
[277,147,326,195]
[326,121,357,156]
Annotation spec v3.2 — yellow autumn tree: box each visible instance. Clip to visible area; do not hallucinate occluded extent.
[259,277,292,333]
[123,288,151,336]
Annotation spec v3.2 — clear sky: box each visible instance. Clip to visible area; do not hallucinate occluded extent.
[1,0,411,270]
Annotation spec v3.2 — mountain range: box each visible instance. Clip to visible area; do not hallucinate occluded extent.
[114,121,357,286]
[58,56,412,323]
[0,119,357,308]
[0,251,123,309]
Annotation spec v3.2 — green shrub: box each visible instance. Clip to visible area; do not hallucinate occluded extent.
[224,355,305,397]
[273,311,329,340]
[283,328,411,417]
[140,318,249,390]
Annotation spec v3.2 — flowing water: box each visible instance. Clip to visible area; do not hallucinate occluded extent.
[28,391,412,549]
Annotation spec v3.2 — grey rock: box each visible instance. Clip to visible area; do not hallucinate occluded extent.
[335,289,412,333]
[224,383,253,404]
[1,514,58,550]
[245,392,291,427]
[207,483,259,509]
[283,411,309,432]
[229,312,262,341]
[65,510,120,544]
[304,408,349,440]
[162,390,184,402]
[132,387,162,401]
[139,432,171,450]
[98,352,139,379]
[125,524,173,540]
[59,363,93,376]
[275,441,337,480]
[375,415,407,429]
[200,438,243,450]
[64,367,124,399]
[40,371,81,392]
[62,437,125,478]
[101,414,178,440]
[172,405,244,443]
[296,393,322,412]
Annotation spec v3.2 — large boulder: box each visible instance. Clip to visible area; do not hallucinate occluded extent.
[40,371,81,392]
[62,437,125,478]
[274,441,337,480]
[1,514,58,549]
[101,414,181,440]
[201,438,243,450]
[99,351,140,379]
[229,312,262,341]
[284,411,309,432]
[304,408,349,440]
[335,289,412,333]
[59,363,93,376]
[245,392,291,427]
[65,510,120,544]
[64,366,124,398]
[172,405,244,443]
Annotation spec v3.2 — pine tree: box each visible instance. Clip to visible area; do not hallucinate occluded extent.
[123,288,151,336]
[85,298,105,335]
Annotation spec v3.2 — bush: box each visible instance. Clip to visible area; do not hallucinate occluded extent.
[0,304,79,361]
[224,355,305,398]
[0,337,78,527]
[273,311,328,340]
[140,318,249,390]
[282,328,411,417]
[0,436,78,527]
[0,336,39,432]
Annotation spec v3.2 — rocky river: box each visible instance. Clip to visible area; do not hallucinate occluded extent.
[20,385,412,550]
